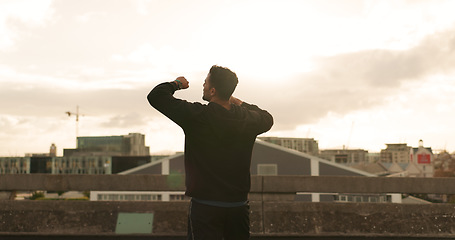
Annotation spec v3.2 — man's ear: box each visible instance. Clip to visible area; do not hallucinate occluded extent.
[210,87,216,97]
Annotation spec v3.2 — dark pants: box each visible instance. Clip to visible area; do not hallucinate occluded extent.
[187,199,250,240]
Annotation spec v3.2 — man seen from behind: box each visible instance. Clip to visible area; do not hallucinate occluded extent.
[147,65,273,240]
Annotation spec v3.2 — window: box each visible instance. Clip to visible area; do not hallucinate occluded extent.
[257,164,278,175]
[124,195,135,201]
[170,194,186,201]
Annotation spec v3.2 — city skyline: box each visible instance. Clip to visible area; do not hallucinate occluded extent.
[1,0,455,156]
[5,132,446,157]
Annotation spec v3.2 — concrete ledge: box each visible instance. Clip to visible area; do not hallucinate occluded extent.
[262,176,455,194]
[2,201,455,237]
[1,233,455,240]
[3,175,455,238]
[0,174,186,192]
[2,175,455,194]
[263,202,455,236]
[0,201,188,234]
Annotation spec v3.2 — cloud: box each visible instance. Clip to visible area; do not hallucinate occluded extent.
[2,0,455,155]
[74,11,107,23]
[0,113,76,155]
[101,112,147,128]
[0,84,156,117]
[113,44,177,67]
[0,0,53,50]
[253,26,455,130]
[2,24,455,134]
[134,0,153,16]
[314,29,455,88]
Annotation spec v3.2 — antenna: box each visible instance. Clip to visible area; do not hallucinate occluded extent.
[65,105,84,145]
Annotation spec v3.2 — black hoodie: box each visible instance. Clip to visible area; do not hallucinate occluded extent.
[147,82,273,202]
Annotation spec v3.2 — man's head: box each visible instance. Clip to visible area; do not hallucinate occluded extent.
[203,65,238,102]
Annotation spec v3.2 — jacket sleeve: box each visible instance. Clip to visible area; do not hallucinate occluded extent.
[147,82,202,128]
[241,102,274,135]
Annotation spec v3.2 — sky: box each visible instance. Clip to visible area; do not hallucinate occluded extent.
[1,0,455,156]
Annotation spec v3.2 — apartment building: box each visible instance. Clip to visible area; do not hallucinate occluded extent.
[319,148,368,164]
[258,137,319,156]
[380,143,411,163]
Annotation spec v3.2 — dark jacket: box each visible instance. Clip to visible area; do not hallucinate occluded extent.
[147,82,273,202]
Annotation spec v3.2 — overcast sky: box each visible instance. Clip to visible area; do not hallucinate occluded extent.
[1,0,455,156]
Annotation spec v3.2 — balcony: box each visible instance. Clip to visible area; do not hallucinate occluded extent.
[1,174,455,239]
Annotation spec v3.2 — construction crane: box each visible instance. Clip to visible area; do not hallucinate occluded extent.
[65,105,84,140]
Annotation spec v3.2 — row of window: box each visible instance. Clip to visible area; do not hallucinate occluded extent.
[52,158,111,174]
[95,194,186,201]
[97,194,162,201]
[0,168,28,174]
[0,160,29,167]
[335,194,391,203]
[1,159,29,173]
[53,168,108,174]
[257,164,277,175]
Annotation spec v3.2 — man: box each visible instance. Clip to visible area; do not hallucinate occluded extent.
[147,65,273,239]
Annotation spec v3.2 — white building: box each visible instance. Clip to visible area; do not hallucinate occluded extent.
[409,140,434,177]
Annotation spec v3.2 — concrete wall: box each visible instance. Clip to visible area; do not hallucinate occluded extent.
[261,202,455,236]
[0,201,188,234]
[2,200,455,238]
[3,175,455,238]
[3,174,455,194]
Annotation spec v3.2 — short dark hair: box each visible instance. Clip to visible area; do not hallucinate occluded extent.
[208,65,238,100]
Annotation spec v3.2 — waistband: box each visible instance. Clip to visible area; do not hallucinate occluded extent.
[192,198,248,208]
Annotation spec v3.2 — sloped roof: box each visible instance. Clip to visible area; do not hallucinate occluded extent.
[254,140,376,176]
[119,140,376,177]
[380,162,392,169]
[411,147,434,155]
[118,152,184,175]
[402,195,431,204]
[405,162,422,174]
[398,163,409,170]
[387,162,405,173]
[348,163,388,175]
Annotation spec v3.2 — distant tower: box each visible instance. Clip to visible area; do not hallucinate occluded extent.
[419,139,424,148]
[50,143,57,157]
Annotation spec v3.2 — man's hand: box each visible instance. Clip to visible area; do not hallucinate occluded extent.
[229,96,243,106]
[174,76,189,90]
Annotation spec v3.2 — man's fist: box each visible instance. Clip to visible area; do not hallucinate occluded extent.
[175,76,189,89]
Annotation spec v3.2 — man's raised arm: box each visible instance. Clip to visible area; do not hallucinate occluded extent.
[147,76,194,126]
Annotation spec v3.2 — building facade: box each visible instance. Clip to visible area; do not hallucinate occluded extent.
[409,140,434,177]
[65,133,150,156]
[107,141,400,203]
[1,155,150,175]
[319,149,368,164]
[367,152,381,163]
[258,137,319,156]
[380,143,411,163]
[0,157,30,174]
